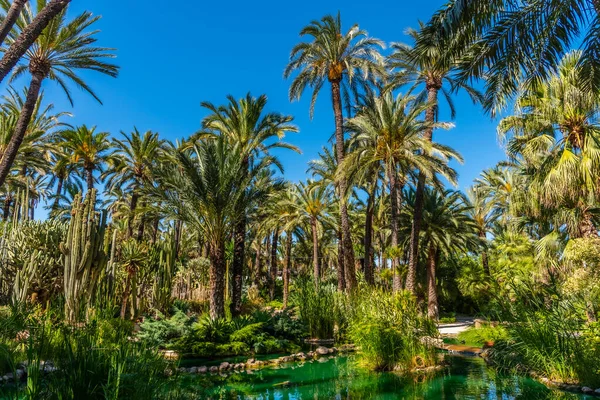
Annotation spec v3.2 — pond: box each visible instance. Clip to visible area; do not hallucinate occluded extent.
[169,354,591,399]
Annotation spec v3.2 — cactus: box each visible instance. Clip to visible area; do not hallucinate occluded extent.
[61,189,108,323]
[151,232,177,312]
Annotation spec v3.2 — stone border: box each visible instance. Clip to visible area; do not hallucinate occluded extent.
[175,344,356,375]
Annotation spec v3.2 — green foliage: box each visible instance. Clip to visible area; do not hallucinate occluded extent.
[457,325,507,347]
[348,288,436,371]
[137,310,193,348]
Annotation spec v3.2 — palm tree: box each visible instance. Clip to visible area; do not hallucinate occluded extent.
[402,188,478,319]
[498,51,600,238]
[104,128,164,239]
[0,2,118,187]
[466,186,498,275]
[198,93,298,314]
[387,25,481,294]
[343,92,460,292]
[424,0,600,113]
[60,125,111,191]
[288,180,333,286]
[285,12,384,290]
[155,138,274,319]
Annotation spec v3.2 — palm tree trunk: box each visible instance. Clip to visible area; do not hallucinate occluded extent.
[136,200,145,241]
[579,211,598,238]
[388,163,402,292]
[209,239,226,319]
[151,215,159,244]
[406,85,439,294]
[311,216,320,287]
[479,231,490,276]
[3,193,12,220]
[283,231,292,308]
[85,166,94,192]
[253,239,262,286]
[231,216,245,316]
[0,72,43,187]
[364,179,376,285]
[337,228,345,291]
[330,79,356,290]
[0,0,70,84]
[0,0,28,50]
[52,176,63,210]
[427,242,439,320]
[269,227,279,300]
[127,190,139,238]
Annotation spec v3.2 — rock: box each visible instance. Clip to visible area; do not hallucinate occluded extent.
[188,367,198,374]
[177,367,187,373]
[581,387,593,394]
[219,362,230,371]
[296,352,307,360]
[307,351,314,358]
[315,346,329,355]
[209,366,219,373]
[163,368,174,377]
[246,358,256,365]
[4,373,13,382]
[198,366,207,373]
[595,388,600,394]
[317,357,328,363]
[15,369,25,381]
[160,350,180,360]
[327,348,334,354]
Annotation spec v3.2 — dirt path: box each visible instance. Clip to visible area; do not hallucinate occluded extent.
[437,317,474,336]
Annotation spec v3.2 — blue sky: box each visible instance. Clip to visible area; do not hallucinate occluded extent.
[12,0,507,211]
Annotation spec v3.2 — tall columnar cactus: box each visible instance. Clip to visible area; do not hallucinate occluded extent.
[151,232,177,312]
[61,189,108,323]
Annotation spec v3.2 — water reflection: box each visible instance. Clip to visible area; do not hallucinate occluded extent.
[168,355,587,399]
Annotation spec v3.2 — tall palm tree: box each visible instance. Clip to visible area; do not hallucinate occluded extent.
[387,25,481,294]
[424,0,600,113]
[343,92,460,292]
[287,180,332,286]
[60,125,112,191]
[104,128,164,239]
[198,93,298,315]
[0,2,118,187]
[466,186,498,275]
[498,51,600,238]
[285,12,384,290]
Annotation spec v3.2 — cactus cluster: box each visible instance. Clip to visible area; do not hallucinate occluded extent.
[61,189,108,323]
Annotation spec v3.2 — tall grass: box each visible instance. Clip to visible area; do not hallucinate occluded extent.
[348,288,436,371]
[292,275,347,339]
[488,283,600,386]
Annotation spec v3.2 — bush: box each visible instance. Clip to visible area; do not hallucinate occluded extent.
[137,309,193,348]
[457,325,507,346]
[348,289,436,371]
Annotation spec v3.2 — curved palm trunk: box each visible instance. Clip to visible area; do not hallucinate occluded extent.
[330,79,357,290]
[0,0,70,84]
[388,164,402,292]
[209,239,226,319]
[364,179,377,285]
[406,85,439,294]
[311,216,320,287]
[283,231,292,308]
[231,216,245,316]
[269,228,279,300]
[427,242,439,320]
[0,0,27,46]
[0,72,43,187]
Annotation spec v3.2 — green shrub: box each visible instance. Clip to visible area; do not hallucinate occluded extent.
[230,322,264,343]
[137,310,193,348]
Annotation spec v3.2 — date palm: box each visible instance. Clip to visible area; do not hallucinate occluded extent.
[104,128,164,239]
[402,188,478,319]
[343,92,460,292]
[198,93,298,314]
[155,137,275,319]
[0,1,117,187]
[466,186,498,276]
[387,25,481,294]
[285,12,384,290]
[59,125,112,191]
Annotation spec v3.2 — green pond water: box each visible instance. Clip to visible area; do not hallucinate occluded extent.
[171,354,591,399]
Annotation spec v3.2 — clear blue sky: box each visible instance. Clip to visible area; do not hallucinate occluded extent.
[16,0,507,206]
